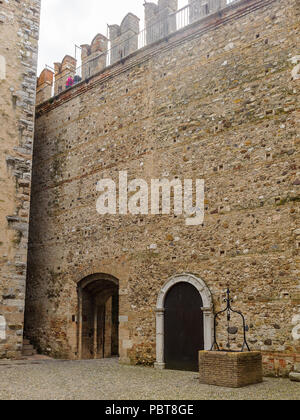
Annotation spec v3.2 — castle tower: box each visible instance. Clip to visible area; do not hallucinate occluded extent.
[81,34,108,80]
[54,55,77,96]
[109,13,140,65]
[0,0,41,359]
[144,0,178,45]
[36,68,54,105]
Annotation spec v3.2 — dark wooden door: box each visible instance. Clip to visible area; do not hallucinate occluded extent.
[164,282,204,371]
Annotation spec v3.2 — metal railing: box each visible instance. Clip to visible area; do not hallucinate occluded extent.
[38,0,240,102]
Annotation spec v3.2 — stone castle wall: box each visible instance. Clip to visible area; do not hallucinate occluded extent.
[27,0,299,375]
[0,0,41,358]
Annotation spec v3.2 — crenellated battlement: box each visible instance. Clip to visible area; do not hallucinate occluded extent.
[189,0,227,23]
[144,0,178,24]
[81,34,108,80]
[144,0,178,44]
[81,34,108,58]
[37,0,240,103]
[54,55,77,95]
[109,13,140,65]
[36,68,54,105]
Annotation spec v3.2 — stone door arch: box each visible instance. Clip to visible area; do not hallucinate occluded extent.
[77,273,119,360]
[155,273,213,370]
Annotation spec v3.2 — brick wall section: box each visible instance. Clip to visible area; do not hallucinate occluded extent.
[199,351,263,387]
[27,0,299,375]
[0,0,41,358]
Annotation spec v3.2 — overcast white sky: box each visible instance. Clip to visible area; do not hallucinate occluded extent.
[38,0,187,74]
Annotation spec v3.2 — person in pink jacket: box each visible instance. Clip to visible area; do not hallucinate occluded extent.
[66,76,74,89]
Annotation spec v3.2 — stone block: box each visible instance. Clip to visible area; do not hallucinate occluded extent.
[289,372,300,382]
[122,340,133,350]
[0,316,6,341]
[0,54,6,80]
[293,363,300,373]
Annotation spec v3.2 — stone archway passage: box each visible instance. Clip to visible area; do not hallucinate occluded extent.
[77,274,119,360]
[155,273,213,370]
[164,282,204,371]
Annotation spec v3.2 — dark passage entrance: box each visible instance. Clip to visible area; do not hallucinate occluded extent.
[164,282,204,371]
[78,274,119,360]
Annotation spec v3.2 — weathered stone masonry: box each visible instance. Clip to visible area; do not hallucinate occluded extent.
[0,0,41,358]
[27,0,299,376]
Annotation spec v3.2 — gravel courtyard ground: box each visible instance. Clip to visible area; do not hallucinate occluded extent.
[0,358,299,400]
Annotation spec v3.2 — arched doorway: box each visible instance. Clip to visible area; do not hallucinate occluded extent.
[77,274,119,360]
[164,282,204,371]
[155,274,213,371]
